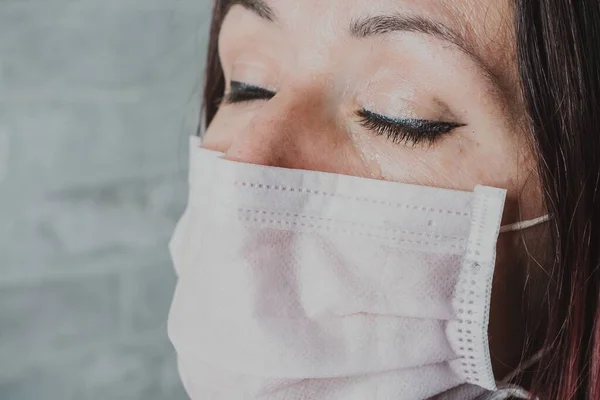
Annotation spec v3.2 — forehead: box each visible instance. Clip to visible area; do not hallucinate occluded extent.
[246,1,511,43]
[226,0,517,94]
[265,0,507,27]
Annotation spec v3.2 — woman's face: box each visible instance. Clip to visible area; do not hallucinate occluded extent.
[202,0,547,376]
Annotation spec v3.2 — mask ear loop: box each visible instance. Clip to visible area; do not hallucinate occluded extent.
[495,215,551,400]
[487,385,534,400]
[490,349,547,400]
[499,348,546,385]
[499,215,551,233]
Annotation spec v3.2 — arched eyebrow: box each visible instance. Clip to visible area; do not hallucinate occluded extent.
[228,0,276,22]
[227,0,507,102]
[350,14,475,59]
[228,0,473,57]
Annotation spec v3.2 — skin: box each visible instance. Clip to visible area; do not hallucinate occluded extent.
[202,0,549,382]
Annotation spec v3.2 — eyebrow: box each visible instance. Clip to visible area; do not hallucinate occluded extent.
[350,14,477,62]
[227,0,275,22]
[227,0,505,98]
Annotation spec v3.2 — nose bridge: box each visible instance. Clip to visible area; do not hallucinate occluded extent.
[224,85,333,169]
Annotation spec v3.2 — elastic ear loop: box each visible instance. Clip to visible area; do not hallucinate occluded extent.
[487,385,533,400]
[488,349,547,400]
[499,215,551,233]
[500,349,546,385]
[494,215,550,400]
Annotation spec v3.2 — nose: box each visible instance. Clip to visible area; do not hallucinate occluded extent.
[203,85,362,174]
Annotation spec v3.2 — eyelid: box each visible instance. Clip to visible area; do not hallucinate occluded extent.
[223,81,462,146]
[231,80,275,95]
[230,62,277,92]
[360,109,465,131]
[358,90,459,123]
[223,80,276,104]
[225,81,462,131]
[356,108,464,146]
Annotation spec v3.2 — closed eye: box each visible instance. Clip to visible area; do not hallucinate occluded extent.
[356,109,464,146]
[222,81,464,146]
[223,80,276,104]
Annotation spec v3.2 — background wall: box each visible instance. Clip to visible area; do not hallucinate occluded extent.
[0,0,211,398]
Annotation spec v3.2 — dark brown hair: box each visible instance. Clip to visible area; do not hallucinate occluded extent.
[201,1,600,398]
[515,1,600,398]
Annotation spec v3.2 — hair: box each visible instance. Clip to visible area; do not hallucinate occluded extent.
[201,1,600,398]
[515,1,600,398]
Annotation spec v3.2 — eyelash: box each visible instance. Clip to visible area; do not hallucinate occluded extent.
[223,81,463,145]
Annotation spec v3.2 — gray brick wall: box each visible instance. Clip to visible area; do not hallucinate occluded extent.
[0,1,212,398]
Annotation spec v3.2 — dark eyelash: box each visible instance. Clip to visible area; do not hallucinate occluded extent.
[222,81,463,146]
[222,80,275,104]
[356,109,464,146]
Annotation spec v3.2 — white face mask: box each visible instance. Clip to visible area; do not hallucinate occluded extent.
[168,136,549,400]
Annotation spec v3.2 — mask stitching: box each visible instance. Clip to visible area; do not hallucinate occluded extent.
[447,187,505,391]
[238,215,467,249]
[234,181,470,216]
[238,208,468,242]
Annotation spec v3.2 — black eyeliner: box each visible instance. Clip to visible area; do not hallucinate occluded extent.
[359,109,465,134]
[357,109,464,146]
[225,80,276,103]
[223,80,464,146]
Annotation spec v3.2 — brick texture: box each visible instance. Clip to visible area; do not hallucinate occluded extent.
[0,1,211,398]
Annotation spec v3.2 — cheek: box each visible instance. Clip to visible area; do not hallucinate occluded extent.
[202,106,258,151]
[202,113,234,152]
[349,133,488,191]
[349,130,535,213]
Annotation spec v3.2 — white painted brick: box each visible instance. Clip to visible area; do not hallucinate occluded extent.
[120,262,177,334]
[0,102,194,195]
[0,0,210,398]
[0,275,121,375]
[0,334,186,400]
[0,175,187,281]
[0,4,210,92]
[0,126,11,184]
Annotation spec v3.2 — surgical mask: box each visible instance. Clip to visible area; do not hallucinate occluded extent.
[168,136,549,400]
